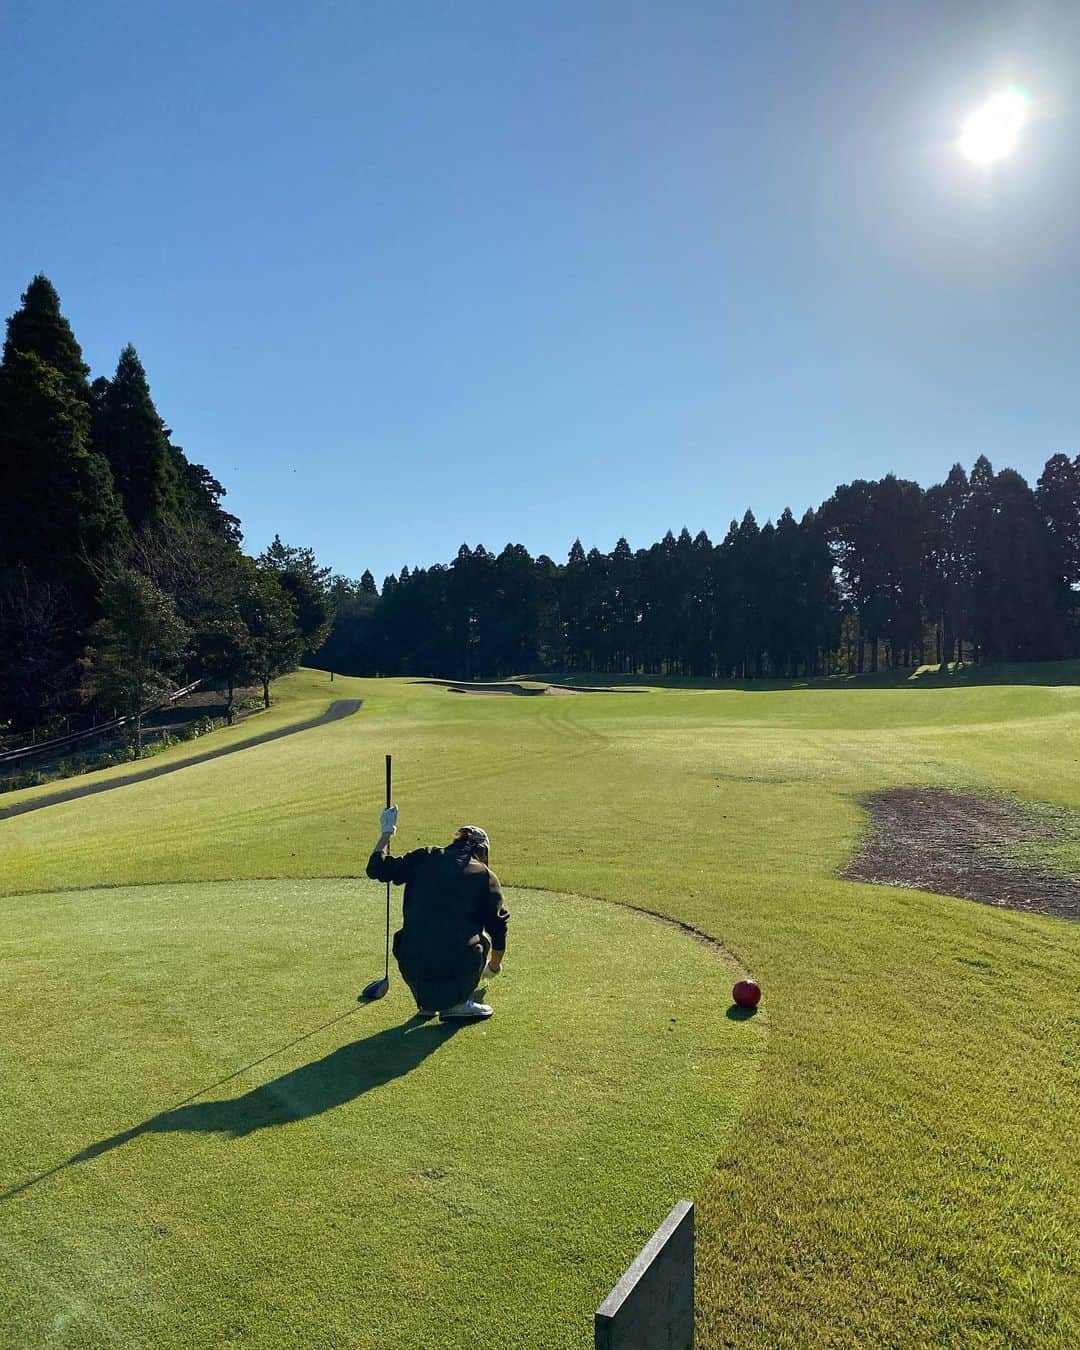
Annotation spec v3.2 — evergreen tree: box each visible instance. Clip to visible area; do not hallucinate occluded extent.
[924,465,971,667]
[91,345,183,528]
[242,564,304,706]
[984,468,1064,660]
[795,508,840,675]
[609,536,639,672]
[0,351,127,595]
[723,511,763,676]
[81,567,190,755]
[873,476,926,667]
[491,543,541,673]
[176,458,242,544]
[258,535,334,653]
[1037,454,1080,590]
[560,540,589,671]
[0,279,125,607]
[3,275,90,398]
[963,456,998,662]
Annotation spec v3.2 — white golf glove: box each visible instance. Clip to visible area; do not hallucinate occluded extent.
[380,805,398,835]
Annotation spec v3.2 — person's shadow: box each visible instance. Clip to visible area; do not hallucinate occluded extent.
[65,1016,462,1168]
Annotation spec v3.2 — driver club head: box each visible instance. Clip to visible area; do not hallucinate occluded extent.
[359,977,390,1003]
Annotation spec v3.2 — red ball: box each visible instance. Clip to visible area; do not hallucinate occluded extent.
[732,979,761,1007]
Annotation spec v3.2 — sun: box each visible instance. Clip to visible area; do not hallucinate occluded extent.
[959,88,1028,164]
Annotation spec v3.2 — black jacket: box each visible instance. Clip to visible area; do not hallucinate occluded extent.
[366,843,509,1008]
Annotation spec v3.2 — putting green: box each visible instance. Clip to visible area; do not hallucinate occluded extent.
[1,880,762,1349]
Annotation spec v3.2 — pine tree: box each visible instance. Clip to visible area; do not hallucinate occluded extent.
[1037,454,1080,589]
[924,465,971,668]
[257,536,334,652]
[3,275,90,398]
[964,456,997,661]
[0,351,127,593]
[92,345,182,528]
[176,459,242,544]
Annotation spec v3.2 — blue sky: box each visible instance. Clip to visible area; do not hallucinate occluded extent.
[3,1,1078,584]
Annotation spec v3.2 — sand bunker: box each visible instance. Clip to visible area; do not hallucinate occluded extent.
[417,679,637,696]
[844,787,1080,920]
[447,682,550,697]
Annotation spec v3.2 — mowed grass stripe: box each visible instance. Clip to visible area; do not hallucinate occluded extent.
[0,880,760,1349]
[2,667,1079,1344]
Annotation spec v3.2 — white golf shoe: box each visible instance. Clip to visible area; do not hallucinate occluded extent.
[440,1000,493,1021]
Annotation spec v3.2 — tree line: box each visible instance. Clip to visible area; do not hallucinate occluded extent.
[0,276,333,749]
[320,457,1080,680]
[4,275,1078,737]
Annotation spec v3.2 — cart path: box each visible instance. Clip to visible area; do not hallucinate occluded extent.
[0,699,363,821]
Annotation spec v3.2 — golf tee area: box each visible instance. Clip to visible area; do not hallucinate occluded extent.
[2,666,1079,1348]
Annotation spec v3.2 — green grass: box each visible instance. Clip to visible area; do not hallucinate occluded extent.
[0,667,339,814]
[3,664,1079,1346]
[1,881,756,1348]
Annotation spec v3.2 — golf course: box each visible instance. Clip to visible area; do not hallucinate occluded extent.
[2,665,1078,1347]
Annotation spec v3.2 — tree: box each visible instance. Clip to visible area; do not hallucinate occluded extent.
[258,536,334,654]
[174,459,242,544]
[0,570,80,733]
[3,274,90,398]
[91,345,183,529]
[608,536,640,673]
[962,455,997,662]
[984,468,1064,660]
[1037,453,1080,653]
[794,509,841,676]
[721,512,763,676]
[924,465,971,668]
[127,515,243,675]
[81,568,189,755]
[820,477,924,671]
[0,277,128,731]
[199,609,256,723]
[0,350,128,598]
[560,540,590,672]
[241,565,304,707]
[1037,454,1080,590]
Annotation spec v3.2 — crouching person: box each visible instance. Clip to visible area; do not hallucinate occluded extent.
[366,812,508,1021]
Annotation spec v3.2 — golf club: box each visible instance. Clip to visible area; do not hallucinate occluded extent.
[359,753,392,1002]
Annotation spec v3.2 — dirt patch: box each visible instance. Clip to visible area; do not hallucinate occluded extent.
[844,787,1080,920]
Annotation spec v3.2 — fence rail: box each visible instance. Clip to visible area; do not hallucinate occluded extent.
[0,680,203,768]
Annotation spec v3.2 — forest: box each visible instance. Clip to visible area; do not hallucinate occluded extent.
[3,274,1079,747]
[323,458,1080,680]
[0,277,332,743]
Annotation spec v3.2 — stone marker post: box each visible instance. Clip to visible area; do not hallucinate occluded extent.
[594,1199,694,1349]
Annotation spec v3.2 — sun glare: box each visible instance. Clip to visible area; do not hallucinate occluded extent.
[959,88,1028,164]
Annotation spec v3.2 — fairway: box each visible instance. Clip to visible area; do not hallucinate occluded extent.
[3,667,1079,1346]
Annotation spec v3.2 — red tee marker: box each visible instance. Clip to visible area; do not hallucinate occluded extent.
[732,979,761,1008]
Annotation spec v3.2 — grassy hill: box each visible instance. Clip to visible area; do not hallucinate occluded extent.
[2,665,1078,1346]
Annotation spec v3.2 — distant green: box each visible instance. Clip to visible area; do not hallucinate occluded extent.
[2,664,1079,1347]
